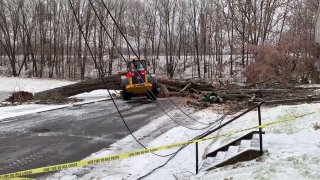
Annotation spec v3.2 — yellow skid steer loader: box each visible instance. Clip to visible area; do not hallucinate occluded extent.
[120,59,159,100]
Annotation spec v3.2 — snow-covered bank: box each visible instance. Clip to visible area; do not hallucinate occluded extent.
[193,104,320,180]
[0,95,112,121]
[0,90,116,120]
[0,77,114,120]
[195,130,320,180]
[46,103,320,180]
[0,77,75,93]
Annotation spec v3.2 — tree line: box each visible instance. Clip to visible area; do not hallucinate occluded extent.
[0,0,318,81]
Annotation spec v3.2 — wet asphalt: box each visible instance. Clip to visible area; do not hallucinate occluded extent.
[0,98,177,176]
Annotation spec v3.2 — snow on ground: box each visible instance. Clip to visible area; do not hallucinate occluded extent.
[0,77,115,120]
[194,104,320,180]
[0,91,114,121]
[2,77,320,180]
[45,103,320,180]
[297,84,320,88]
[72,89,118,101]
[44,108,221,180]
[0,77,75,93]
[195,131,320,180]
[0,104,69,121]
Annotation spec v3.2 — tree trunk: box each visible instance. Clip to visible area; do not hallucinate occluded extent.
[34,74,121,99]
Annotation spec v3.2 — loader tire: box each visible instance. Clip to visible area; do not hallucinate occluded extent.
[121,89,132,101]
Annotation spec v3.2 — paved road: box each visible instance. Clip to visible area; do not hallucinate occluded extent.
[0,98,177,176]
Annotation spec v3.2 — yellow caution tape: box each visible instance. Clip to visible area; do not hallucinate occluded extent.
[0,110,317,179]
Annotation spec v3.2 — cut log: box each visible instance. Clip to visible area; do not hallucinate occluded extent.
[157,78,214,91]
[220,89,292,94]
[180,83,192,92]
[166,85,181,92]
[34,75,121,99]
[220,93,252,100]
[159,83,170,98]
[244,77,275,88]
[157,78,188,89]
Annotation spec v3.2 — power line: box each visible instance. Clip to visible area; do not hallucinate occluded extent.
[88,0,214,130]
[70,0,228,168]
[68,0,178,158]
[95,0,218,127]
[137,115,227,179]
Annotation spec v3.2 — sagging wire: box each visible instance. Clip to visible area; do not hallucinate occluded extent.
[98,0,219,127]
[68,0,181,157]
[137,115,228,179]
[87,0,221,131]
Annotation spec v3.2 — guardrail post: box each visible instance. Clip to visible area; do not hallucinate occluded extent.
[196,142,199,174]
[258,104,263,155]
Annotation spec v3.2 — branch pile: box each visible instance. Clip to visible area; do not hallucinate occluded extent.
[6,91,33,103]
[157,77,315,109]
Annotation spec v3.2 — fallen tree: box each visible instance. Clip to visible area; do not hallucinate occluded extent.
[157,78,214,91]
[32,75,310,107]
[33,75,121,100]
[33,76,214,100]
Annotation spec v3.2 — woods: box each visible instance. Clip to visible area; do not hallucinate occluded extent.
[0,0,319,83]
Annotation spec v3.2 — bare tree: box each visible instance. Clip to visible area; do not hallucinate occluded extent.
[0,0,24,77]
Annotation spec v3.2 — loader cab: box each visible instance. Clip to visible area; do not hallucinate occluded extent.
[121,58,158,101]
[127,59,150,72]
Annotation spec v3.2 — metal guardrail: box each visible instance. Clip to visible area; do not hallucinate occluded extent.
[195,102,264,174]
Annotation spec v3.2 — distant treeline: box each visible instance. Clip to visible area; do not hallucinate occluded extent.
[0,0,318,80]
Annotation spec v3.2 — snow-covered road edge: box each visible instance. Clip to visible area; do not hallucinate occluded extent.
[46,103,320,180]
[0,97,111,121]
[0,77,119,121]
[44,108,223,180]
